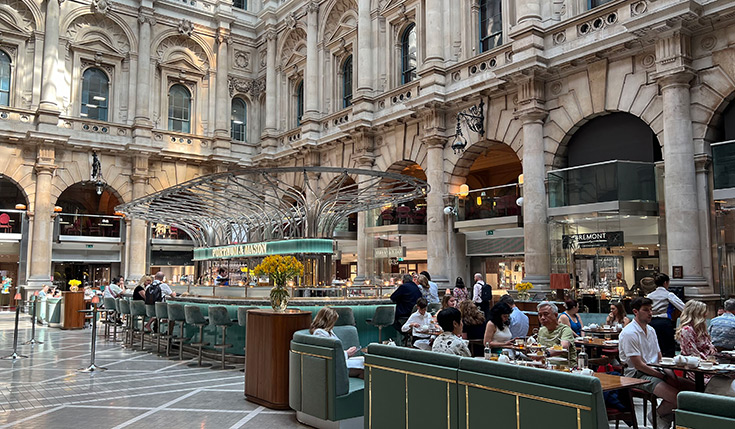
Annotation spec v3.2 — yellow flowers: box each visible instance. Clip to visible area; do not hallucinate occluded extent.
[515,282,533,293]
[68,279,82,287]
[253,255,304,288]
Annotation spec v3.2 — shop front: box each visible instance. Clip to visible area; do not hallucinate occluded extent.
[149,223,197,284]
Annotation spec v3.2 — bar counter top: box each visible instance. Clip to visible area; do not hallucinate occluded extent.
[168,295,393,306]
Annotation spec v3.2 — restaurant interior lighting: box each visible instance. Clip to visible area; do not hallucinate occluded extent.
[14,204,26,210]
[458,184,469,198]
[53,206,62,213]
[93,96,106,101]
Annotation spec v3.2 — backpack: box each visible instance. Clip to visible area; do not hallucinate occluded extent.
[480,283,493,304]
[145,281,163,305]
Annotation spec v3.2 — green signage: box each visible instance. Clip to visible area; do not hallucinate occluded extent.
[486,230,494,236]
[193,238,335,261]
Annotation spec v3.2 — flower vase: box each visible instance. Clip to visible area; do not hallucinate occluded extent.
[270,286,290,312]
[517,291,530,301]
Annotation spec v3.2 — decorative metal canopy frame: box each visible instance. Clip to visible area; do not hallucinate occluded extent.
[117,166,429,248]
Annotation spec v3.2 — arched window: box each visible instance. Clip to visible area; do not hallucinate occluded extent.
[479,0,502,53]
[231,98,247,142]
[81,68,109,121]
[233,0,247,10]
[342,55,353,108]
[168,84,191,133]
[296,80,304,126]
[0,51,10,107]
[401,24,417,84]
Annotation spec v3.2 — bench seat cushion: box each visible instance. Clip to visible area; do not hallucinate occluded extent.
[334,377,364,421]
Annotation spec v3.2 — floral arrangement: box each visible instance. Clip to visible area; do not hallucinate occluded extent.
[515,282,533,300]
[253,255,304,287]
[68,279,81,292]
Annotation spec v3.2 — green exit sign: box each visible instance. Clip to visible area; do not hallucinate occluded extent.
[486,230,494,236]
[85,244,93,248]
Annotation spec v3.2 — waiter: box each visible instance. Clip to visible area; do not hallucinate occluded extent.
[646,273,685,357]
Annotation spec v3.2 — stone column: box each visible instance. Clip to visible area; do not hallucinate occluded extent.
[127,156,149,281]
[39,0,60,114]
[356,0,372,94]
[659,72,708,289]
[134,13,153,125]
[27,146,56,290]
[264,30,277,132]
[214,28,231,139]
[352,131,375,283]
[424,0,444,64]
[304,1,319,117]
[424,137,449,284]
[516,0,541,25]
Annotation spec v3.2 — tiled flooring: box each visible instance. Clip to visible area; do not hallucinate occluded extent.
[0,311,654,428]
[0,312,307,428]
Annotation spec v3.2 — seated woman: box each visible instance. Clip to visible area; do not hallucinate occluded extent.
[558,299,584,337]
[677,300,717,360]
[401,298,436,350]
[310,306,364,379]
[483,302,514,354]
[432,307,471,357]
[606,301,631,327]
[459,300,486,356]
[441,294,457,311]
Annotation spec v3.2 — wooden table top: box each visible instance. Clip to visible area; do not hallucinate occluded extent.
[650,362,735,375]
[593,373,649,392]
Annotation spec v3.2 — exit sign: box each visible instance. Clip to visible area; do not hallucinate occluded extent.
[85,244,93,248]
[486,230,494,236]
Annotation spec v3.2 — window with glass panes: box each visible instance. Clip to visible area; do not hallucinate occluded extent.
[296,81,304,126]
[231,98,247,141]
[480,0,502,53]
[233,0,246,10]
[342,55,353,108]
[81,68,109,121]
[589,0,613,8]
[401,24,417,84]
[0,51,11,107]
[168,84,191,133]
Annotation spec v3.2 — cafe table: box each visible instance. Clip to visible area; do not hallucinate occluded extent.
[650,362,735,392]
[582,327,621,338]
[575,337,619,357]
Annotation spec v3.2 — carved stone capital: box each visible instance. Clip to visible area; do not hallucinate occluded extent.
[306,1,320,14]
[178,19,195,37]
[694,153,712,174]
[423,136,446,150]
[216,28,232,45]
[655,29,692,76]
[655,69,695,90]
[266,29,277,42]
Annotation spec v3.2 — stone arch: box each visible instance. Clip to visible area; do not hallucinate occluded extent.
[54,180,125,216]
[373,123,427,173]
[153,31,213,71]
[0,145,34,208]
[51,153,131,205]
[320,0,357,44]
[690,63,735,149]
[62,8,135,54]
[0,171,29,207]
[0,0,41,33]
[146,161,210,194]
[280,27,307,67]
[544,58,663,169]
[448,138,520,188]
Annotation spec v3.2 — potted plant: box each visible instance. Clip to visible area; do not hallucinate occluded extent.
[253,255,304,311]
[514,281,533,301]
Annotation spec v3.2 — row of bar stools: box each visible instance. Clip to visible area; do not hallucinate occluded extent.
[129,301,147,350]
[155,302,171,355]
[144,304,157,351]
[117,298,132,348]
[208,306,234,370]
[167,303,187,361]
[184,305,210,367]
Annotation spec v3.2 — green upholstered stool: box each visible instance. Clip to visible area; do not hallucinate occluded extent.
[103,297,119,341]
[167,303,187,361]
[129,301,147,350]
[184,305,211,367]
[143,304,157,351]
[155,302,170,355]
[116,298,132,348]
[365,306,395,343]
[208,306,234,370]
[333,307,356,326]
[237,306,256,372]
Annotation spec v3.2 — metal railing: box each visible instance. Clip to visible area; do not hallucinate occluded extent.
[57,213,123,238]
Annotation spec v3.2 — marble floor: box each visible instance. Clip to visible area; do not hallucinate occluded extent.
[0,311,653,429]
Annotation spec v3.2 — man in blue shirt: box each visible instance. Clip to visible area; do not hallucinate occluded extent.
[391,274,422,346]
[710,298,735,351]
[499,294,529,338]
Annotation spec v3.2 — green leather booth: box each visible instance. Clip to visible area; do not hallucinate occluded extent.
[364,344,609,429]
[289,326,365,428]
[676,392,735,429]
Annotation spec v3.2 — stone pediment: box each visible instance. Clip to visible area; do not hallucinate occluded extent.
[283,46,306,68]
[326,17,356,44]
[73,37,121,56]
[159,56,204,74]
[0,8,29,35]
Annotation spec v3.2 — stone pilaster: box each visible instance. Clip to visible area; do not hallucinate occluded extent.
[264,29,278,133]
[133,11,154,130]
[37,0,61,123]
[352,130,375,283]
[515,76,550,294]
[424,136,450,286]
[213,28,232,152]
[27,145,56,291]
[304,1,319,118]
[356,0,372,95]
[127,156,149,281]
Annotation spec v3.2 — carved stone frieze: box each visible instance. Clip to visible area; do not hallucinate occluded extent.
[228,77,265,97]
[234,50,249,69]
[178,19,195,37]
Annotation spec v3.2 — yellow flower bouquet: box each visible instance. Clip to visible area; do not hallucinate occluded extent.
[253,255,304,311]
[515,282,533,301]
[68,279,81,292]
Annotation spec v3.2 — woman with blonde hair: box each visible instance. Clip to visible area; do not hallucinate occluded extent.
[310,306,364,378]
[676,300,716,360]
[441,294,457,310]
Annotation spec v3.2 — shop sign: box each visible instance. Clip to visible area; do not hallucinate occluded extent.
[193,238,335,261]
[562,231,624,249]
[374,246,406,259]
[486,230,494,236]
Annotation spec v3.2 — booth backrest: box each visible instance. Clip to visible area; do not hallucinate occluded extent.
[676,391,735,428]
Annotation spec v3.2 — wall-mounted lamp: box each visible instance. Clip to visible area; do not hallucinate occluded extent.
[53,206,62,213]
[91,152,105,196]
[451,99,485,154]
[14,204,26,210]
[458,184,469,198]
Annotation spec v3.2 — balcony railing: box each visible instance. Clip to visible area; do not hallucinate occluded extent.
[57,213,122,238]
[151,224,192,241]
[376,204,427,226]
[713,140,735,190]
[548,160,656,208]
[456,184,520,221]
[0,210,23,235]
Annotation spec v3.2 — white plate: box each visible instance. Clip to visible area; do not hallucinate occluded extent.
[603,340,619,345]
[713,364,735,371]
[547,357,568,364]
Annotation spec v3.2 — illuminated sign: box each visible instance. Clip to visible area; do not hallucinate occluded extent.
[193,239,335,261]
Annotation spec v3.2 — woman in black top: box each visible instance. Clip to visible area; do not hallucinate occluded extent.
[133,275,152,300]
[459,299,486,356]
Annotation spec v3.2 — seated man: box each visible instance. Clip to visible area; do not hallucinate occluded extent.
[534,301,577,367]
[619,297,694,429]
[401,298,436,350]
[432,307,471,357]
[709,298,735,351]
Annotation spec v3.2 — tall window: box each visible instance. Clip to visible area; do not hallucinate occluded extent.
[231,98,247,141]
[401,24,417,84]
[168,84,191,133]
[479,0,502,53]
[233,0,247,10]
[81,68,109,121]
[342,55,353,108]
[296,80,304,126]
[0,51,10,107]
[588,0,613,8]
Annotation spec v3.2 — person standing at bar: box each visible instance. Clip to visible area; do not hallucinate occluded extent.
[646,273,685,357]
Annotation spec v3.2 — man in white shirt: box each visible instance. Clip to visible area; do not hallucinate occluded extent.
[152,271,176,298]
[472,273,484,304]
[401,298,435,350]
[619,297,693,429]
[646,273,685,357]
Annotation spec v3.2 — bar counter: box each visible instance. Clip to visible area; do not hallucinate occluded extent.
[168,295,392,306]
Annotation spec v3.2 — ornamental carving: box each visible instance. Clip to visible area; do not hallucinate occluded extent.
[280,27,307,66]
[0,0,35,32]
[92,0,110,14]
[65,14,131,53]
[234,50,249,69]
[178,19,194,37]
[157,35,209,70]
[228,77,265,97]
[323,0,357,43]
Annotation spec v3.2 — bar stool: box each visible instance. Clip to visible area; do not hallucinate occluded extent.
[184,305,211,367]
[366,306,395,343]
[102,297,117,338]
[155,302,171,355]
[129,301,147,350]
[117,298,132,348]
[333,307,356,326]
[144,303,157,351]
[237,307,256,372]
[208,306,234,370]
[167,303,188,361]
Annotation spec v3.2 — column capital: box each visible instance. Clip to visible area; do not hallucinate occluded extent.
[305,1,319,14]
[351,128,375,168]
[216,27,232,45]
[694,153,712,174]
[515,106,547,124]
[137,8,156,26]
[655,70,695,90]
[265,28,277,42]
[34,163,56,176]
[422,136,446,150]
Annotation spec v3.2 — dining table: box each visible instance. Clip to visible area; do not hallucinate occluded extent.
[650,361,735,392]
[582,327,622,338]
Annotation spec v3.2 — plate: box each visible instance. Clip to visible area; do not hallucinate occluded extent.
[603,340,619,346]
[547,347,568,352]
[547,357,568,364]
[713,364,735,371]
